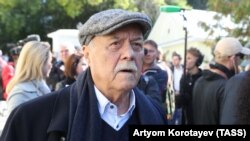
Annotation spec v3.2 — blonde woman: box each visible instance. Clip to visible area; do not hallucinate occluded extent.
[6,41,53,113]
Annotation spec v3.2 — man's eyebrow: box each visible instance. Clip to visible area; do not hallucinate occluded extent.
[110,35,119,40]
[131,36,143,40]
[104,35,143,44]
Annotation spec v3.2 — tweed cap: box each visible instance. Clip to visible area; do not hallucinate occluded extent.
[78,9,152,46]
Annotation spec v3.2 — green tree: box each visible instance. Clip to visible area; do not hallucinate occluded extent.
[0,0,191,54]
[165,0,190,8]
[134,0,166,23]
[201,0,250,44]
[187,0,207,10]
[0,0,77,52]
[0,0,113,53]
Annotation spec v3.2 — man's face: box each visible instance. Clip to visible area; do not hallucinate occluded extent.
[186,52,198,71]
[60,46,72,63]
[172,55,181,66]
[84,25,144,93]
[143,44,158,65]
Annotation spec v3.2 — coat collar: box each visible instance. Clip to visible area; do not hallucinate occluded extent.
[47,87,71,134]
[46,86,166,134]
[46,69,167,140]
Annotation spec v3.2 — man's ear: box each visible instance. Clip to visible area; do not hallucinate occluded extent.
[231,55,239,73]
[82,45,90,64]
[230,55,236,62]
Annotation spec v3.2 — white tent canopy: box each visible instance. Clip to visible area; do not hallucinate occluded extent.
[147,9,235,62]
[148,9,234,48]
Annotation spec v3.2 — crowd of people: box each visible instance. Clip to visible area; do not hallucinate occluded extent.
[0,8,250,141]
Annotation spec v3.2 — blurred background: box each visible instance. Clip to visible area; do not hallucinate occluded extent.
[0,0,250,134]
[0,0,249,63]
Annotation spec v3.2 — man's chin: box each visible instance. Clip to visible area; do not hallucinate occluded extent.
[116,73,138,80]
[114,74,139,88]
[118,82,137,90]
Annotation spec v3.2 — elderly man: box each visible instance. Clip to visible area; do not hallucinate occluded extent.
[0,9,167,141]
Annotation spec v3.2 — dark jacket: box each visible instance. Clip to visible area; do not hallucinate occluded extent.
[192,63,235,125]
[143,66,168,103]
[177,69,202,124]
[192,69,226,124]
[1,69,167,141]
[55,77,76,91]
[46,60,65,91]
[137,75,161,104]
[220,71,250,124]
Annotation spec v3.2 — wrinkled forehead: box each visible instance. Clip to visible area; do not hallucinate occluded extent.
[90,24,144,44]
[110,24,143,37]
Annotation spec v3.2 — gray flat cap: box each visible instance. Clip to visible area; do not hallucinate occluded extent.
[78,9,152,46]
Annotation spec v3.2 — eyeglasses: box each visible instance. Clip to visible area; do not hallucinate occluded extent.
[235,53,244,60]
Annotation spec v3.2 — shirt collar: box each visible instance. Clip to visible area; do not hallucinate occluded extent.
[94,86,136,116]
[127,90,136,116]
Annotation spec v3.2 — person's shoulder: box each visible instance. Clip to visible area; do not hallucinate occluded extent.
[153,65,167,76]
[4,92,58,130]
[8,81,38,97]
[2,63,14,71]
[229,71,250,81]
[14,91,58,112]
[1,89,70,141]
[8,88,68,122]
[15,86,69,110]
[158,68,167,76]
[225,72,250,90]
[145,66,167,76]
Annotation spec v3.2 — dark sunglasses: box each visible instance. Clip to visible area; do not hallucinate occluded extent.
[235,53,244,59]
[144,48,148,55]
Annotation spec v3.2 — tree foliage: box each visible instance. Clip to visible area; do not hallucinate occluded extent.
[0,0,169,53]
[0,0,195,53]
[134,0,165,22]
[0,0,107,52]
[202,0,250,44]
[165,0,190,8]
[0,0,67,52]
[187,0,207,9]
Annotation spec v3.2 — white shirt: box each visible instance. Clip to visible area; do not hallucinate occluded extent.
[94,86,135,131]
[173,66,183,93]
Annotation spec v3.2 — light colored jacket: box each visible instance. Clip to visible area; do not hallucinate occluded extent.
[7,80,51,113]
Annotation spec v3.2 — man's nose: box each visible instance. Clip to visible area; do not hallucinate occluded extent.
[122,43,135,60]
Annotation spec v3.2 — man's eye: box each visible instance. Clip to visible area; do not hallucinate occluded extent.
[111,41,122,46]
[109,41,121,51]
[132,43,143,52]
[112,41,119,46]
